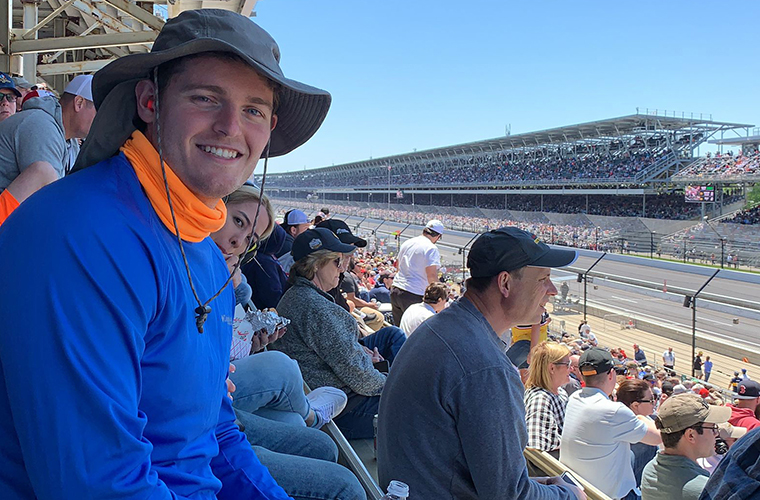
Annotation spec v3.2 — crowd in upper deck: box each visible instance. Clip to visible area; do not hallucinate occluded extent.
[674,151,760,179]
[268,150,668,188]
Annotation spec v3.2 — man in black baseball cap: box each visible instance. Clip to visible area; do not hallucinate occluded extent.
[727,379,760,431]
[467,226,577,278]
[377,226,586,499]
[317,218,367,247]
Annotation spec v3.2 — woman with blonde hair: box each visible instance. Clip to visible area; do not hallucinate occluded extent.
[213,182,275,305]
[524,341,572,457]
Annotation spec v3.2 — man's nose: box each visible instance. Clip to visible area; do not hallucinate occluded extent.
[212,104,242,138]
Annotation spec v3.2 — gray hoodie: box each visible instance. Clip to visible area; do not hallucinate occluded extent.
[0,95,66,192]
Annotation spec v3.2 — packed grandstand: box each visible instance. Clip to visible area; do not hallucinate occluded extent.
[262,113,760,268]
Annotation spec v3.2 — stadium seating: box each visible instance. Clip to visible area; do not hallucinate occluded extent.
[673,151,760,180]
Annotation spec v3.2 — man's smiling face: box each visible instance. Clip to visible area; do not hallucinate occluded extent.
[145,55,277,207]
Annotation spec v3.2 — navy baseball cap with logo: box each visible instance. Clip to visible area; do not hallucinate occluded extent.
[467,226,577,278]
[291,227,356,262]
[736,380,760,400]
[578,348,615,377]
[317,219,367,247]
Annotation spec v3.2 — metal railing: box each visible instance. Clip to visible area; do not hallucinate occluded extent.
[524,448,612,500]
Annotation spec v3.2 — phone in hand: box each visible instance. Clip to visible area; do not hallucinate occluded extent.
[560,471,584,491]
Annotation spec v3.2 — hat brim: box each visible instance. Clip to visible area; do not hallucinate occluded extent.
[718,423,747,439]
[734,393,760,400]
[337,233,367,248]
[74,37,330,172]
[703,404,732,423]
[2,87,22,98]
[333,241,358,254]
[530,247,578,268]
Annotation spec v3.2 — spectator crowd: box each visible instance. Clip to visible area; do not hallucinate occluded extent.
[266,150,668,189]
[674,151,760,180]
[1,13,758,499]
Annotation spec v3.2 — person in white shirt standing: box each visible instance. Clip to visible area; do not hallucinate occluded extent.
[663,347,676,375]
[390,219,443,325]
[399,282,448,336]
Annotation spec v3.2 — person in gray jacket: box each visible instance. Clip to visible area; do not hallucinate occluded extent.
[0,83,95,223]
[377,227,585,500]
[0,90,65,215]
[274,227,406,439]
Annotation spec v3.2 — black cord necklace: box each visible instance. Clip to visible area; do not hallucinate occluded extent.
[152,68,269,333]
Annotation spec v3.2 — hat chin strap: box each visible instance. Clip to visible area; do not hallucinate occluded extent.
[152,67,272,333]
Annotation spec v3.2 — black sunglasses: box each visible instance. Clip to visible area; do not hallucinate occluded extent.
[0,94,16,103]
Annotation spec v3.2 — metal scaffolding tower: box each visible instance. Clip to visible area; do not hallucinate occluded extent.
[1,0,258,91]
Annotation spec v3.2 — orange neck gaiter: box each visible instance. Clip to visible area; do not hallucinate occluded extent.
[121,131,227,243]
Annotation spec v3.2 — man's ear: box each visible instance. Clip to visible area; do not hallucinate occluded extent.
[135,79,158,124]
[270,114,278,131]
[497,270,511,299]
[73,95,86,112]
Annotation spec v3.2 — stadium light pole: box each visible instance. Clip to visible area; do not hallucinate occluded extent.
[581,252,607,322]
[702,216,725,268]
[649,230,655,260]
[387,165,391,210]
[685,269,720,377]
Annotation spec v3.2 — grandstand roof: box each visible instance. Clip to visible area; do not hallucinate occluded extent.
[709,135,760,146]
[270,113,752,176]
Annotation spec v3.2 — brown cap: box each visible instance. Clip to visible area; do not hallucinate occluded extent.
[655,394,731,433]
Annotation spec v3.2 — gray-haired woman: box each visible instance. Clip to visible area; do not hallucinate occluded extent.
[273,227,406,439]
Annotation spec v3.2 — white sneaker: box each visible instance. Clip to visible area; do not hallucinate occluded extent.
[307,387,348,428]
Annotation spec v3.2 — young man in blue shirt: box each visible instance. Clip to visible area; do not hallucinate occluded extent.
[0,10,330,499]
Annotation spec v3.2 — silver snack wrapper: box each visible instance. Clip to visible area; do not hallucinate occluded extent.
[244,309,290,336]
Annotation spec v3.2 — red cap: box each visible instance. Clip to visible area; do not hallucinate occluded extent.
[21,89,56,106]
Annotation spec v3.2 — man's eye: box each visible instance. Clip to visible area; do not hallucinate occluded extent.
[192,95,213,104]
[246,108,263,117]
[234,217,244,227]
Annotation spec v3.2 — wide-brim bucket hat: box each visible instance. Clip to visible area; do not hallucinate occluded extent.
[73,8,331,172]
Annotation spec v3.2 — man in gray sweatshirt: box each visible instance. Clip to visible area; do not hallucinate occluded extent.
[0,81,95,221]
[377,227,585,499]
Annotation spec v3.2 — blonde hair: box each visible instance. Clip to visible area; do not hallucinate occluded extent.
[288,250,343,283]
[225,184,275,241]
[525,341,571,392]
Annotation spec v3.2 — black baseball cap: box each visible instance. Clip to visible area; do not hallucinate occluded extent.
[467,227,577,278]
[579,348,615,377]
[291,227,356,261]
[736,380,760,400]
[317,219,367,247]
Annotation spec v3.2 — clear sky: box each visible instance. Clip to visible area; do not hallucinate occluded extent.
[252,0,760,174]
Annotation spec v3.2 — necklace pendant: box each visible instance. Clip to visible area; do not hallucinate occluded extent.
[195,305,212,334]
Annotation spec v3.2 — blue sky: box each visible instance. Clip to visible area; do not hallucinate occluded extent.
[252,0,759,173]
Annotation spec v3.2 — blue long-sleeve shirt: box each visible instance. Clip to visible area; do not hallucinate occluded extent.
[0,153,289,499]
